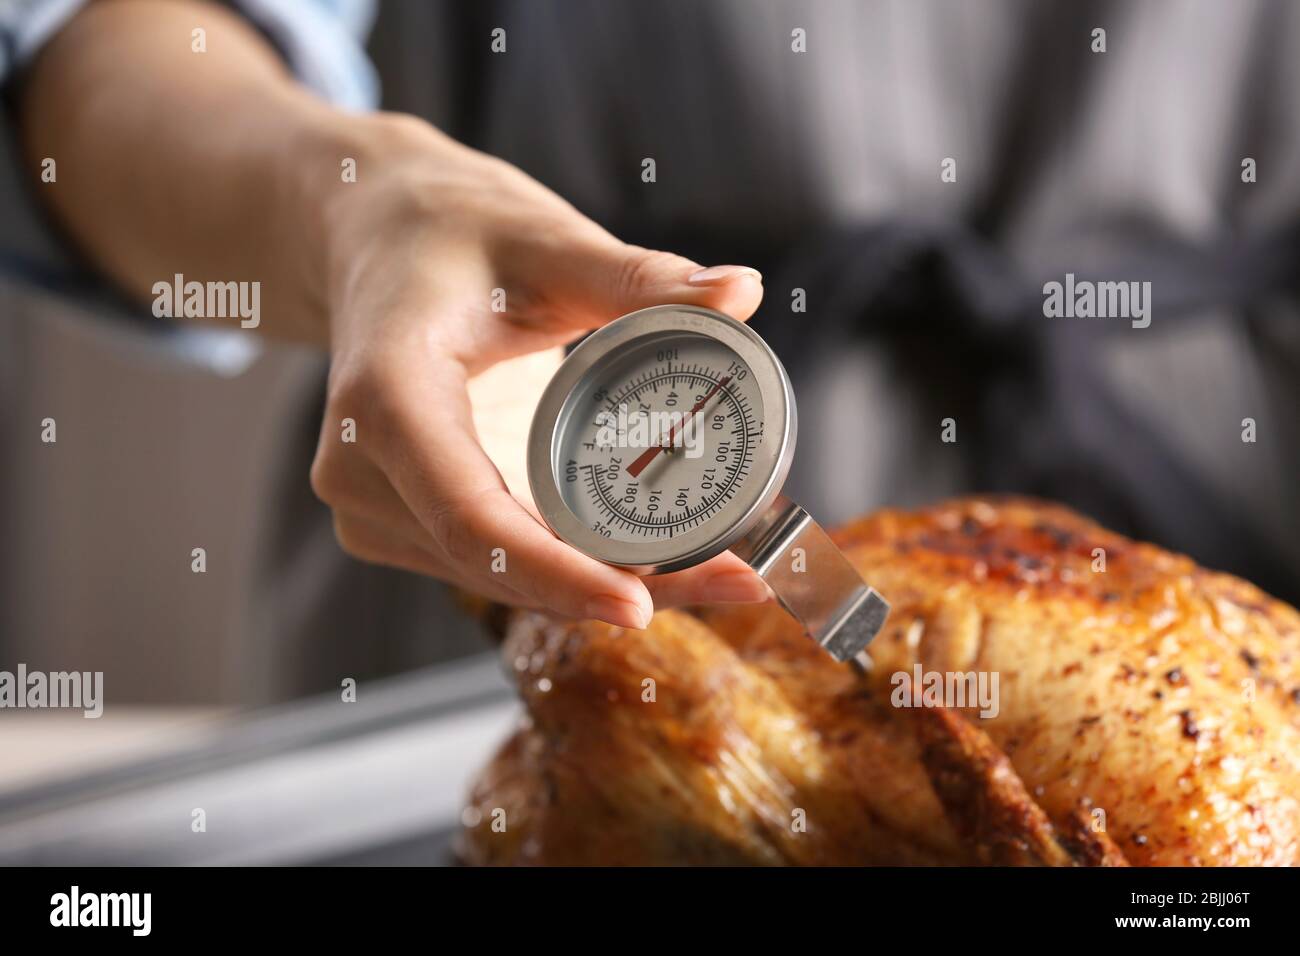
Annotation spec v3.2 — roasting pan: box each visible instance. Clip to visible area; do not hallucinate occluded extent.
[0,654,518,866]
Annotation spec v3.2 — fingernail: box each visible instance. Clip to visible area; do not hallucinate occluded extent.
[688,264,762,286]
[703,570,769,603]
[585,594,651,629]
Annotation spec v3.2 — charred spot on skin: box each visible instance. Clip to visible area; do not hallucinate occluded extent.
[1014,553,1045,572]
[1165,667,1185,686]
[1178,710,1200,741]
[1239,649,1261,672]
[1033,522,1076,550]
[1290,688,1300,706]
[1075,715,1101,738]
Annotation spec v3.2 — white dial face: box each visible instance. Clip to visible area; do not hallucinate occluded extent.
[553,332,765,542]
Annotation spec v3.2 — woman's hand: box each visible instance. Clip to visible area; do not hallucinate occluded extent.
[305,114,769,628]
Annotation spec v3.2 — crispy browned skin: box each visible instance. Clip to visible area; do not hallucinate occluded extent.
[460,497,1300,865]
[914,705,1126,866]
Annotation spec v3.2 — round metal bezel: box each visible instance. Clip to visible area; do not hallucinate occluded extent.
[527,304,797,574]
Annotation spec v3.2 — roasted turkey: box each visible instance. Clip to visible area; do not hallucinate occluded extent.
[460,497,1300,865]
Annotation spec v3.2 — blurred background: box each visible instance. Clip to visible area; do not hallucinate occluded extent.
[0,0,1297,863]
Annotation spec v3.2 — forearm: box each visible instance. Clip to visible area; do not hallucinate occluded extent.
[18,0,371,343]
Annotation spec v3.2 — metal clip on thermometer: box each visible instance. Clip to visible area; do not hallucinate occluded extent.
[527,304,889,667]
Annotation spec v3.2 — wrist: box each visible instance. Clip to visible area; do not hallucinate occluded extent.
[281,109,452,346]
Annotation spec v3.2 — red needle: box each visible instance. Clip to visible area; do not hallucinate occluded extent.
[627,375,732,478]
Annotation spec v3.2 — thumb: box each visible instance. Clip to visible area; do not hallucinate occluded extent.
[544,234,764,330]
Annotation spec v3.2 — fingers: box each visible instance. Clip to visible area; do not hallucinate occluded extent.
[329,512,443,579]
[376,359,656,629]
[312,445,421,529]
[643,551,770,609]
[316,369,770,622]
[527,230,764,332]
[330,511,547,611]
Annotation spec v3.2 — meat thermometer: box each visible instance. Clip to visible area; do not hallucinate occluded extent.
[527,304,889,666]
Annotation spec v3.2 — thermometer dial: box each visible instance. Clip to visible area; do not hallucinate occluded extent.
[529,305,794,573]
[558,339,760,538]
